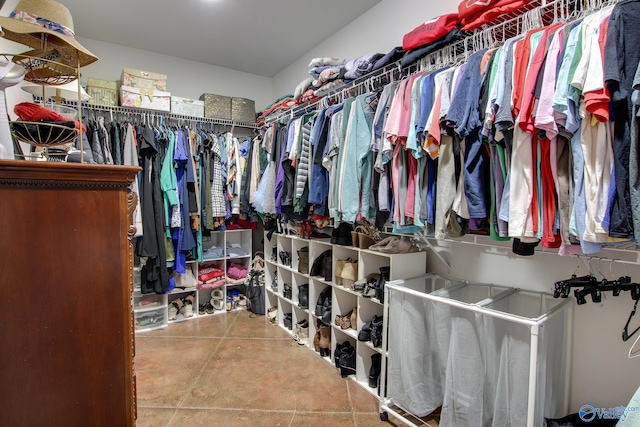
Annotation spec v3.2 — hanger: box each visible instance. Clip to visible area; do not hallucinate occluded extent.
[623,299,640,342]
[628,332,640,359]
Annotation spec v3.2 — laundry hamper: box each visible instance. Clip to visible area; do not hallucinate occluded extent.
[379,273,571,427]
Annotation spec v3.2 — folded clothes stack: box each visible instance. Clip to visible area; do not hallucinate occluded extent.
[197,265,226,289]
[226,262,248,284]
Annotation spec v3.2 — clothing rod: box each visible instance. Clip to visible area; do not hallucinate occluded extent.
[264,0,616,126]
[34,97,261,129]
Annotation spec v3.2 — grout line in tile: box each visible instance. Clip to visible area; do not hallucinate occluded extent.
[175,335,225,410]
[346,379,358,426]
[170,406,298,414]
[164,409,178,427]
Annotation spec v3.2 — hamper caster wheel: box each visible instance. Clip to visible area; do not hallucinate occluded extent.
[380,412,389,421]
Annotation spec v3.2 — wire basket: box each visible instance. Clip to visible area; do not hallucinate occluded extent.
[7,50,78,86]
[10,121,80,147]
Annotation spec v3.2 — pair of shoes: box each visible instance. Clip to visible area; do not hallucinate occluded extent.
[267,306,278,324]
[181,295,196,318]
[279,250,292,267]
[298,284,309,309]
[334,341,356,377]
[300,220,314,239]
[369,353,382,388]
[351,222,382,249]
[358,318,372,341]
[352,273,380,293]
[318,324,331,357]
[376,266,390,304]
[210,289,225,311]
[370,315,384,347]
[334,307,357,330]
[294,319,309,345]
[283,312,293,330]
[331,222,354,246]
[335,258,358,287]
[369,236,420,254]
[198,301,215,315]
[168,298,183,320]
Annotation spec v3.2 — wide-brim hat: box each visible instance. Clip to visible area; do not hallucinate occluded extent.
[0,0,97,67]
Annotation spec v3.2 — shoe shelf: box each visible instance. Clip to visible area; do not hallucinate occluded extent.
[134,228,253,333]
[264,230,427,397]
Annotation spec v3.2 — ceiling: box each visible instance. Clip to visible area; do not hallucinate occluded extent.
[51,0,383,78]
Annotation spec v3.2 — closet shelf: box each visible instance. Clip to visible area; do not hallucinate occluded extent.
[51,99,261,129]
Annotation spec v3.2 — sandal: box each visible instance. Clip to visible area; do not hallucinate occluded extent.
[169,298,184,320]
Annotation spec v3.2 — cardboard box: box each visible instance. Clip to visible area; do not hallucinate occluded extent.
[86,78,118,106]
[121,68,167,92]
[120,86,170,112]
[171,96,205,118]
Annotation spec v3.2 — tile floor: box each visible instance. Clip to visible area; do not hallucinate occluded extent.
[135,311,398,427]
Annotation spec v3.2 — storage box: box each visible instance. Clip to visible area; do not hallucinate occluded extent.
[121,67,167,92]
[133,292,166,311]
[120,86,171,111]
[134,308,167,331]
[171,96,205,118]
[231,97,256,122]
[86,77,118,106]
[200,93,232,120]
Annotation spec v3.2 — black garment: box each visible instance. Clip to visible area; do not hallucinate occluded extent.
[372,46,406,72]
[401,28,465,68]
[604,0,640,238]
[84,119,105,164]
[137,125,169,294]
[109,121,122,165]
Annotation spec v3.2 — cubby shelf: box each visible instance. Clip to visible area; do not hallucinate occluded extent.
[133,228,253,331]
[263,230,427,397]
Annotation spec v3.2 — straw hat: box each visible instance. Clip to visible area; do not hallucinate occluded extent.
[0,0,98,67]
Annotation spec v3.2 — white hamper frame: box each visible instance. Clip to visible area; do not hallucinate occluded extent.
[379,274,573,426]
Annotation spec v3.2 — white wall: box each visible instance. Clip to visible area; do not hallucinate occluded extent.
[426,237,640,414]
[271,0,640,417]
[75,37,274,112]
[273,0,457,98]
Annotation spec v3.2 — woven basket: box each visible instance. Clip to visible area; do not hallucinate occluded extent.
[231,97,256,122]
[200,93,232,120]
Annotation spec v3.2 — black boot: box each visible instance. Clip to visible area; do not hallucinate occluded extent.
[370,315,383,348]
[376,266,390,303]
[339,342,356,377]
[369,353,382,388]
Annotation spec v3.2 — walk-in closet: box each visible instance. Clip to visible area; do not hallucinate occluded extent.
[1,0,640,426]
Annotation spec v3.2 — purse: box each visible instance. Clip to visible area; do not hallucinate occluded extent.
[297,247,309,274]
[245,270,265,316]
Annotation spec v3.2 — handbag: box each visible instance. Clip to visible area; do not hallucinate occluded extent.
[297,247,309,274]
[245,270,265,316]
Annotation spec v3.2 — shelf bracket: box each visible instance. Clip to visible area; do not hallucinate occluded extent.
[415,231,451,273]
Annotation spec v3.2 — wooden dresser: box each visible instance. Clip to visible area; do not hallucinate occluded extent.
[0,160,140,427]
